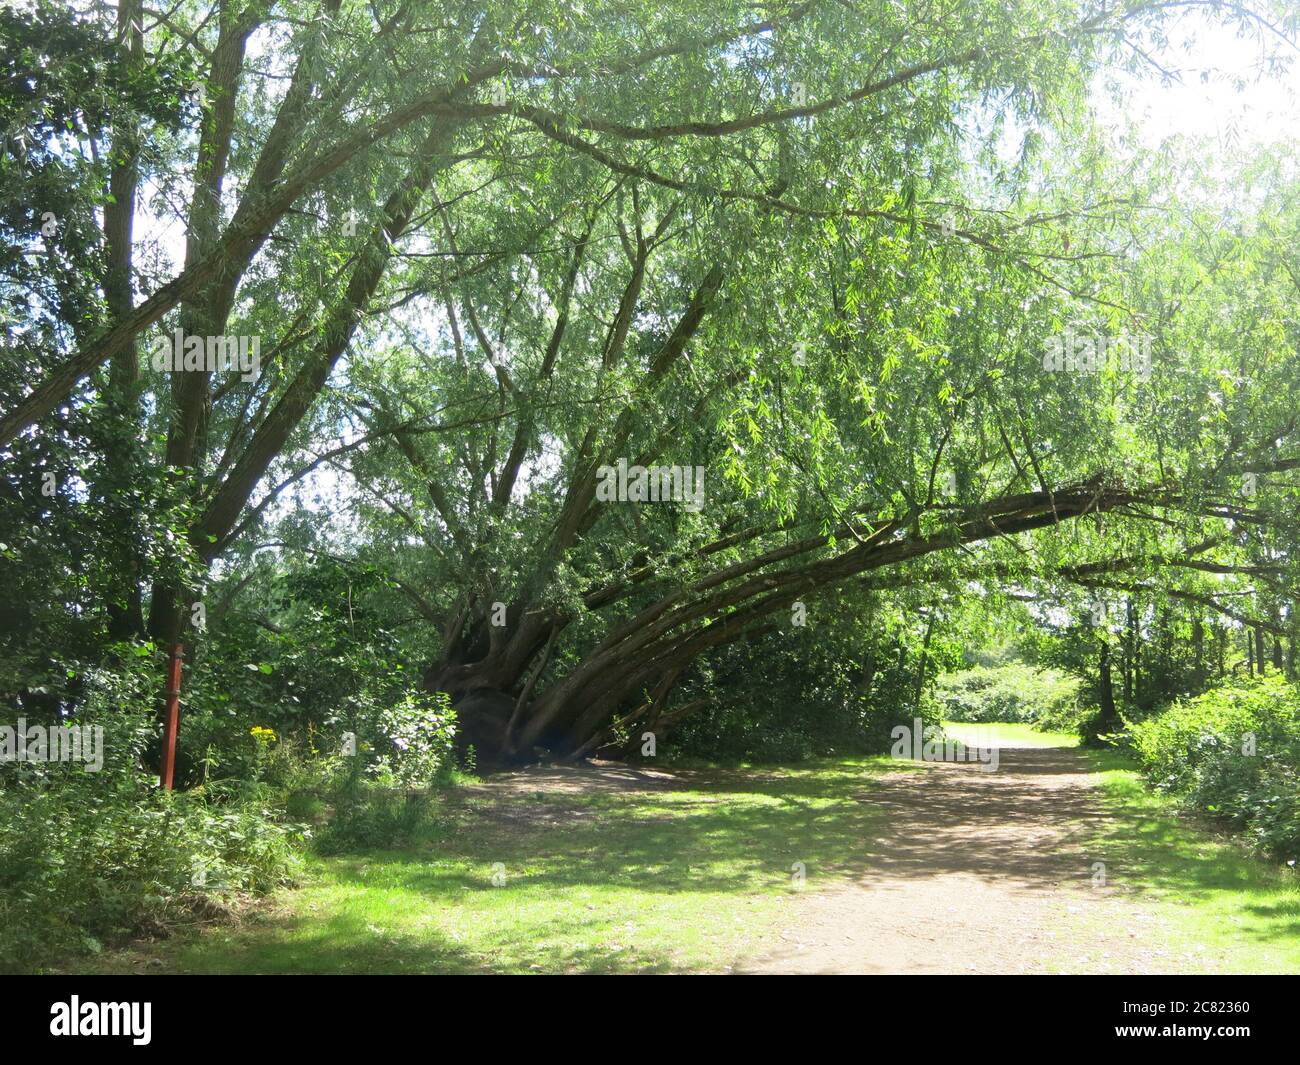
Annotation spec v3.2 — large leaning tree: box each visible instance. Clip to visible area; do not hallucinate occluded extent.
[309,4,1300,760]
[3,0,1298,764]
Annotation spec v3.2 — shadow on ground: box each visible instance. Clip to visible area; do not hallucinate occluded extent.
[79,745,1300,974]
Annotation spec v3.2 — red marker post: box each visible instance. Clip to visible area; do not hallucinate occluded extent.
[159,643,184,790]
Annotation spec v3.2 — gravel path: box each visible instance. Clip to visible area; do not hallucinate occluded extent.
[742,742,1179,974]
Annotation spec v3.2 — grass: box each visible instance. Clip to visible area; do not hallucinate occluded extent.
[77,730,1300,975]
[942,720,1080,748]
[1075,745,1300,974]
[85,759,906,974]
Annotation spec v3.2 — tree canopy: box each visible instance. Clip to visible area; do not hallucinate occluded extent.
[3,0,1299,768]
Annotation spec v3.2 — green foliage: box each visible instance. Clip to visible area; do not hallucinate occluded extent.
[159,558,458,790]
[3,0,1300,971]
[239,689,460,854]
[311,701,461,854]
[934,663,1086,729]
[0,641,458,967]
[314,787,447,855]
[0,0,187,341]
[374,691,458,790]
[0,781,303,973]
[669,600,946,763]
[1128,677,1300,861]
[0,664,304,973]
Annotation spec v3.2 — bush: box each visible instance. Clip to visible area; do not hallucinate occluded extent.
[0,658,304,972]
[0,611,463,968]
[371,691,458,789]
[1128,676,1300,861]
[667,622,944,764]
[275,691,460,854]
[933,663,1084,727]
[0,773,303,971]
[314,785,447,854]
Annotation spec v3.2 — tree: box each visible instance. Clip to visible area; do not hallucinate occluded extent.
[4,0,1299,767]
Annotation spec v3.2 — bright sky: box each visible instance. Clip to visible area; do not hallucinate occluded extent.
[1097,7,1300,151]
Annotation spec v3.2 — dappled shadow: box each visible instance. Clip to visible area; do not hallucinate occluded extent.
[844,747,1111,894]
[84,742,1300,974]
[1082,772,1300,948]
[140,903,691,975]
[738,745,1170,974]
[743,744,1300,973]
[1240,897,1300,941]
[88,759,899,974]
[464,760,686,797]
[364,779,891,898]
[381,749,1112,902]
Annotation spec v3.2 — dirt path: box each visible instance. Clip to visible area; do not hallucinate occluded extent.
[742,741,1177,975]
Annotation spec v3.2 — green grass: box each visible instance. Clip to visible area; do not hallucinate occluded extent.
[942,720,1079,748]
[1077,747,1300,974]
[86,759,905,974]
[79,735,1300,974]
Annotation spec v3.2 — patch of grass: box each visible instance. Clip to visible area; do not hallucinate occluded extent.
[79,739,1300,975]
[1079,747,1300,974]
[942,720,1080,748]
[85,759,900,974]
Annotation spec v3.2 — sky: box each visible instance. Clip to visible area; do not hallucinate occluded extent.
[1097,6,1300,152]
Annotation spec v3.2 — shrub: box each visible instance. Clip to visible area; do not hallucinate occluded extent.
[314,785,447,854]
[0,772,303,971]
[371,691,458,789]
[669,635,942,763]
[0,658,304,972]
[933,663,1084,727]
[1128,676,1300,861]
[302,692,459,854]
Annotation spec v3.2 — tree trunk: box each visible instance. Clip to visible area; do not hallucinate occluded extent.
[1088,638,1121,744]
[433,477,1153,763]
[1123,596,1135,701]
[1191,613,1204,689]
[912,613,935,715]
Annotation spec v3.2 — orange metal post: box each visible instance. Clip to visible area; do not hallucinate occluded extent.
[159,643,184,790]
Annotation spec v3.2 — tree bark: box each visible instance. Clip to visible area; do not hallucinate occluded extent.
[443,475,1153,762]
